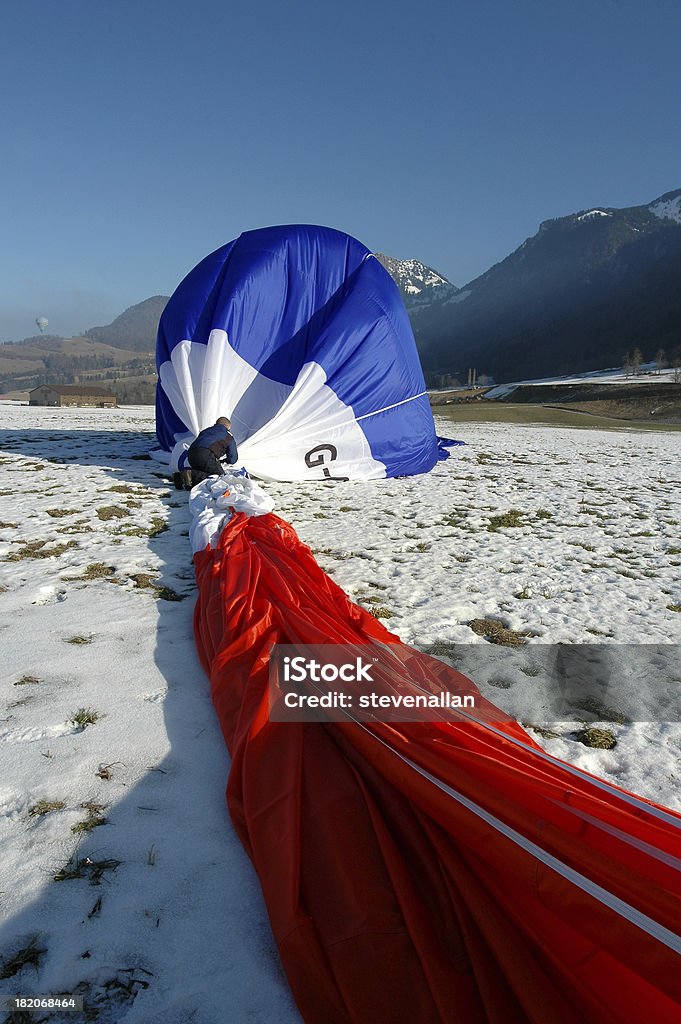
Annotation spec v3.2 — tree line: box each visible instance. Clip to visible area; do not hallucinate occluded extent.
[624,348,681,382]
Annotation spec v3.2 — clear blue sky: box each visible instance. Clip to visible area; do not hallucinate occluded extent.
[1,0,679,341]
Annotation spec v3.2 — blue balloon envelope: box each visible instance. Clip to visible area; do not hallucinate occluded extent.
[155,224,445,480]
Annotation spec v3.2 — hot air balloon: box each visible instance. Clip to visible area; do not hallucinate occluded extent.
[35,316,49,333]
[154,224,448,481]
[157,225,681,1024]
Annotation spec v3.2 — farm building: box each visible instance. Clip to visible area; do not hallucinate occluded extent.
[29,385,118,408]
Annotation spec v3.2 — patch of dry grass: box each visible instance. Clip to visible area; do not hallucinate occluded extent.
[121,516,168,538]
[70,707,100,728]
[0,936,46,979]
[127,572,184,601]
[72,801,108,834]
[56,522,94,534]
[128,572,157,589]
[63,562,117,582]
[28,799,66,817]
[469,617,533,646]
[487,509,525,532]
[96,505,130,520]
[4,539,78,561]
[577,726,617,749]
[366,605,395,619]
[96,761,124,781]
[53,855,121,884]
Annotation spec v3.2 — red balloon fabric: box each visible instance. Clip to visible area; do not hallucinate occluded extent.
[193,511,681,1024]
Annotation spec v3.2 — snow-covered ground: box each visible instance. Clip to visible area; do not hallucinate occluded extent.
[0,402,679,1022]
[483,364,681,398]
[431,362,680,399]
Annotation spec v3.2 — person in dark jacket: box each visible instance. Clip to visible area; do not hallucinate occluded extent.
[184,416,238,486]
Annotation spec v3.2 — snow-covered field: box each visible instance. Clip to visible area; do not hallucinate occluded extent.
[434,362,681,399]
[0,402,680,1022]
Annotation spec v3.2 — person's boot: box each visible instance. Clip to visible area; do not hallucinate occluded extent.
[181,469,193,490]
[173,472,184,490]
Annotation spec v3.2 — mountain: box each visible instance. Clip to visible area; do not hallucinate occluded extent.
[4,194,680,400]
[413,189,681,383]
[374,253,459,311]
[85,295,169,352]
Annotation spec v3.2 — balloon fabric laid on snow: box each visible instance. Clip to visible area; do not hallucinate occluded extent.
[155,225,442,481]
[192,495,681,1024]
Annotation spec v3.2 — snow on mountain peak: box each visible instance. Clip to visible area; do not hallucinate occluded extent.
[375,253,454,293]
[649,191,681,226]
[374,253,459,311]
[576,209,611,222]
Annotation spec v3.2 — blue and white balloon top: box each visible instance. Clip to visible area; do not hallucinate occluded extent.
[155,224,446,481]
